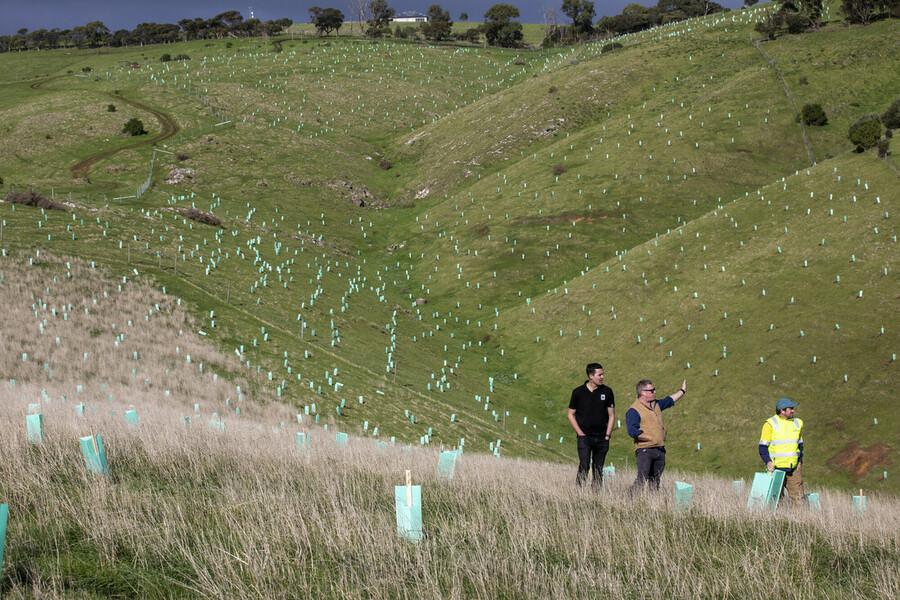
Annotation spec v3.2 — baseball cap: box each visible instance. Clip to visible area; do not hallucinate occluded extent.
[775,398,798,411]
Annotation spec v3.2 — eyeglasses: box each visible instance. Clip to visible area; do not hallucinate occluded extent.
[642,388,656,394]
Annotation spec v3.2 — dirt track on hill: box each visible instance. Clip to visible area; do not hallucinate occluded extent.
[29,77,180,182]
[70,93,180,179]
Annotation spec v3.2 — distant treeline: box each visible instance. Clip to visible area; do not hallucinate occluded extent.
[1,11,292,53]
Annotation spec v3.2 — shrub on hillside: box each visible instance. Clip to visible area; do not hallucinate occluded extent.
[601,42,623,53]
[393,25,419,39]
[552,165,566,176]
[5,190,66,210]
[848,114,882,152]
[454,28,480,43]
[783,12,807,34]
[379,159,392,170]
[122,118,146,136]
[181,207,223,226]
[877,138,890,159]
[801,103,827,126]
[173,54,191,61]
[160,53,172,62]
[107,104,116,112]
[883,98,900,130]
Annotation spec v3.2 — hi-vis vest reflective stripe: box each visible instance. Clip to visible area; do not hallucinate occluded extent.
[761,416,803,468]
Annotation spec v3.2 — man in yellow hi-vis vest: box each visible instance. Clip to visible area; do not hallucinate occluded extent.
[759,398,805,501]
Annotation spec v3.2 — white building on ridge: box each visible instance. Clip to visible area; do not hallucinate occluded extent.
[392,10,428,23]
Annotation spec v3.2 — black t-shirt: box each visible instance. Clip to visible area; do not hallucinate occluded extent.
[568,382,615,436]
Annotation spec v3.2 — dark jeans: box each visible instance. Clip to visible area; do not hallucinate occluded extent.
[631,446,666,497]
[576,435,609,488]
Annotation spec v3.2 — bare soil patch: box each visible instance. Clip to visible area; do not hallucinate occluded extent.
[828,442,892,483]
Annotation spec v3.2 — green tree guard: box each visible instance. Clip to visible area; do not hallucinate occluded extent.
[602,465,616,486]
[436,450,459,479]
[805,493,821,511]
[394,470,423,542]
[674,481,693,512]
[0,504,8,575]
[79,432,110,476]
[747,471,785,512]
[26,413,44,443]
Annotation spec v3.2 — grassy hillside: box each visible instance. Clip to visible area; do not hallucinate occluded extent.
[0,2,897,498]
[0,254,897,597]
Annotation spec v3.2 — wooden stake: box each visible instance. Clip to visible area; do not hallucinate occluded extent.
[406,470,412,507]
[90,426,99,454]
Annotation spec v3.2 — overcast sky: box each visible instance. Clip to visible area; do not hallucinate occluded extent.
[3,0,743,36]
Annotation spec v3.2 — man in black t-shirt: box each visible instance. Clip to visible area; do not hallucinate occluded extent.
[567,363,616,489]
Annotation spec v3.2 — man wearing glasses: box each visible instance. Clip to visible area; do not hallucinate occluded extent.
[567,363,616,489]
[626,379,687,496]
[758,398,805,501]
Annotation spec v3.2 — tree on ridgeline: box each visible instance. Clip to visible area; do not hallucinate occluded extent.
[347,0,370,35]
[421,4,453,41]
[754,0,823,39]
[540,4,562,47]
[460,12,469,20]
[214,11,244,29]
[561,0,595,41]
[310,7,345,36]
[367,0,395,37]
[483,4,523,47]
